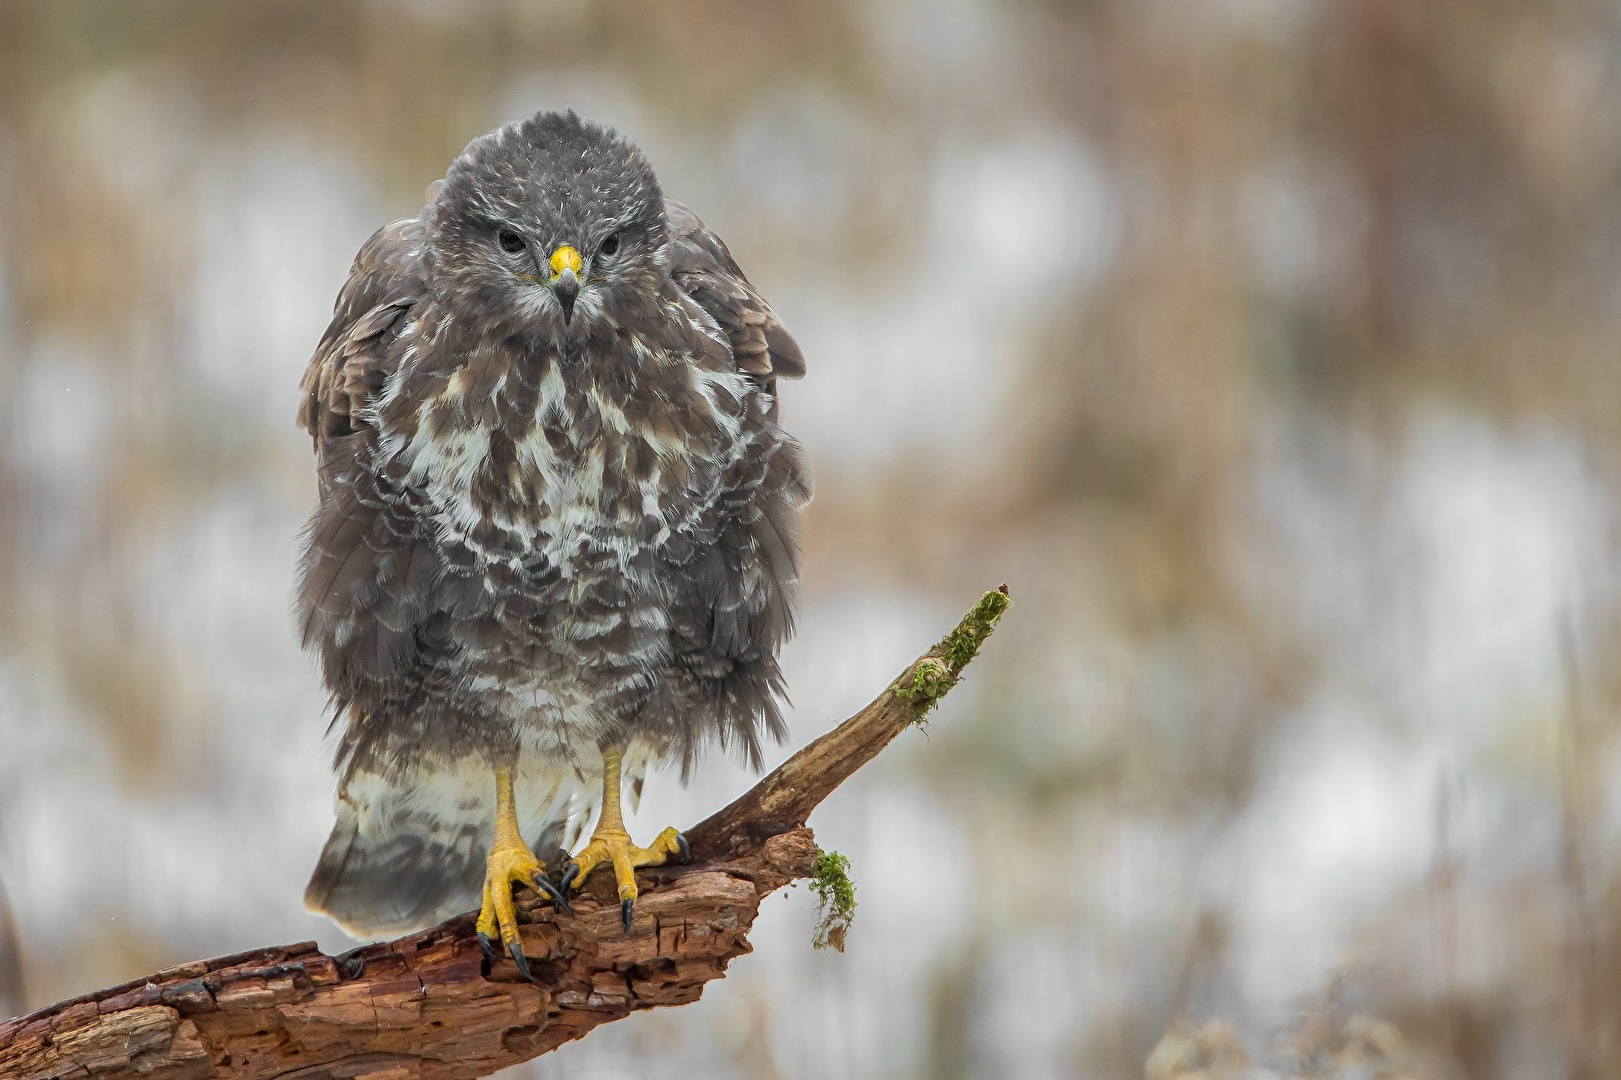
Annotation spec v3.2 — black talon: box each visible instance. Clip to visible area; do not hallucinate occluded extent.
[621,897,635,935]
[557,861,580,895]
[477,931,502,964]
[675,832,691,864]
[343,954,367,980]
[532,872,573,915]
[507,939,533,983]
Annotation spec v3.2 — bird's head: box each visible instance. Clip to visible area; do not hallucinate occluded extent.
[426,110,669,337]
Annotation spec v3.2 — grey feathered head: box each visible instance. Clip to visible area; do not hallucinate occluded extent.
[427,110,669,335]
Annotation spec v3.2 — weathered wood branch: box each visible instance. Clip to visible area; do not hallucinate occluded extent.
[0,587,1010,1080]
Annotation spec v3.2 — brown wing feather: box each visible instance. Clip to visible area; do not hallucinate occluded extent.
[666,199,806,387]
[660,201,812,770]
[295,214,441,693]
[298,217,428,472]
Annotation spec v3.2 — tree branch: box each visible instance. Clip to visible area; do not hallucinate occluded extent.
[0,587,1010,1080]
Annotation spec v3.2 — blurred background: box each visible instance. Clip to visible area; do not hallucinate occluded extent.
[2,2,1620,1077]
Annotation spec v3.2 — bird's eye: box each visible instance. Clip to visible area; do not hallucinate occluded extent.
[497,229,525,254]
[599,233,620,257]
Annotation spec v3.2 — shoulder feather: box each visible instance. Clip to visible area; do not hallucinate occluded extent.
[297,216,429,455]
[665,199,805,386]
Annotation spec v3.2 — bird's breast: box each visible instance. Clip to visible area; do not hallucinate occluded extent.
[386,340,756,574]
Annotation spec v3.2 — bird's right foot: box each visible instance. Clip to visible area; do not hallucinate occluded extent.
[475,836,568,981]
[476,766,569,981]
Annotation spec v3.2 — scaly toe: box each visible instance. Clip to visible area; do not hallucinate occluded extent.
[566,826,686,893]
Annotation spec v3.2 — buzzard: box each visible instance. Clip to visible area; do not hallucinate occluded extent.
[296,110,810,975]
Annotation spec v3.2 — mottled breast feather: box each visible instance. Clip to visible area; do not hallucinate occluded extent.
[295,197,810,786]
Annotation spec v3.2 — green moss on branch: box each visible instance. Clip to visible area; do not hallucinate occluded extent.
[810,850,857,951]
[896,585,1012,720]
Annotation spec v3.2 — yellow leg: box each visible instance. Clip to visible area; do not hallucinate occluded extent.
[474,765,567,980]
[562,747,689,934]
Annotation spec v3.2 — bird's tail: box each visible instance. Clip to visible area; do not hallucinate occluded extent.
[305,758,585,940]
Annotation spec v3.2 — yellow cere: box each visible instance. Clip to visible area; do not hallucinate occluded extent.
[549,244,583,277]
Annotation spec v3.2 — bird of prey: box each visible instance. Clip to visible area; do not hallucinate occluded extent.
[296,110,810,973]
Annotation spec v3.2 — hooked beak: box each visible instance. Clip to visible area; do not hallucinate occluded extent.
[548,245,582,324]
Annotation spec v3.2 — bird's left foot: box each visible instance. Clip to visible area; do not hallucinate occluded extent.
[560,825,690,934]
